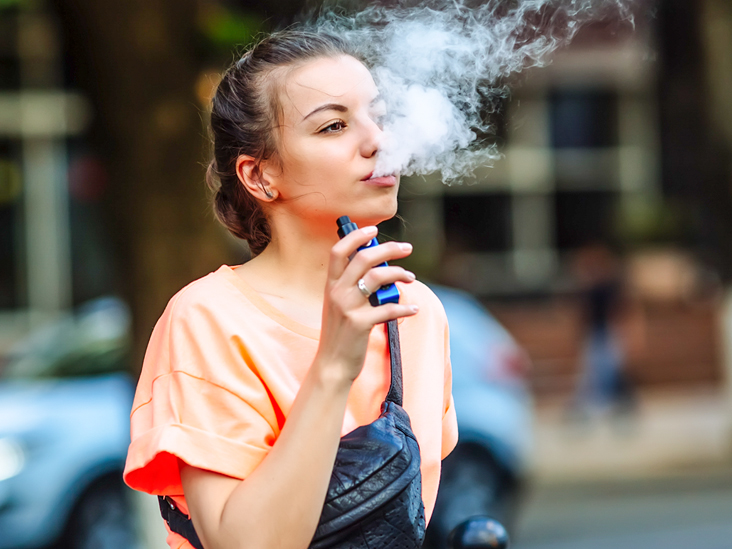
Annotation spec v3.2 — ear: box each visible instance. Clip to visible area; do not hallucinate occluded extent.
[235,155,278,201]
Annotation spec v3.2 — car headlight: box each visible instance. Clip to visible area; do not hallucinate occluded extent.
[0,437,25,481]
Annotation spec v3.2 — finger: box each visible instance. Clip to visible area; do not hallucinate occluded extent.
[343,241,413,285]
[359,267,416,296]
[360,302,420,325]
[328,226,379,280]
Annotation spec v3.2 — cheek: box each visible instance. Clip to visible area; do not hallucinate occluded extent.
[284,139,356,180]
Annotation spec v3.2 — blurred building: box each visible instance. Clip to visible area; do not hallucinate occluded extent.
[0,0,238,365]
[1,0,731,396]
[399,1,731,394]
[0,4,100,354]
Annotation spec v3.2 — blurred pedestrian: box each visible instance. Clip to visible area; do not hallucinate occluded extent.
[122,30,457,549]
[569,242,636,422]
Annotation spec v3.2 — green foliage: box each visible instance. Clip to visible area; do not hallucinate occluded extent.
[618,195,687,247]
[0,0,24,9]
[198,3,265,49]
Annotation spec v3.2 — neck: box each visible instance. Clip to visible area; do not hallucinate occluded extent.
[242,213,340,304]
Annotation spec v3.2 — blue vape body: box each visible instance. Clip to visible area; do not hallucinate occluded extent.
[336,216,401,307]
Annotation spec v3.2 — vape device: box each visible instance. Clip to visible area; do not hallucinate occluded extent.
[336,216,401,307]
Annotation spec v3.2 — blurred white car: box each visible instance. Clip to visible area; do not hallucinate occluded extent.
[0,298,137,549]
[425,285,534,548]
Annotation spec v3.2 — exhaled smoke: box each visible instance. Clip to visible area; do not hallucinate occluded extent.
[308,0,636,182]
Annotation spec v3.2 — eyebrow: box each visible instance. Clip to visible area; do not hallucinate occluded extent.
[302,95,383,122]
[303,103,348,121]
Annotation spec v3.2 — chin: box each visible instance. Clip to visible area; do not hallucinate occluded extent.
[355,199,398,227]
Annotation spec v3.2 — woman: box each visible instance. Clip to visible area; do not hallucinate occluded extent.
[123,30,458,549]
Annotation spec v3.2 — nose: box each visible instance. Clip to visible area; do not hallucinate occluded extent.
[359,115,383,159]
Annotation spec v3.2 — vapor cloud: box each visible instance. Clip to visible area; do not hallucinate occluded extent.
[309,0,636,182]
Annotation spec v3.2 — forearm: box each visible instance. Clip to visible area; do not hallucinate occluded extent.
[202,358,352,549]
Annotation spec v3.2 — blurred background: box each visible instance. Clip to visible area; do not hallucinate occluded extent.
[1,0,732,548]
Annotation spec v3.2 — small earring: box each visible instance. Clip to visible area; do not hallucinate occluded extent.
[264,189,274,199]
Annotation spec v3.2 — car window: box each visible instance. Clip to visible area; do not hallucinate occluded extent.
[1,297,131,380]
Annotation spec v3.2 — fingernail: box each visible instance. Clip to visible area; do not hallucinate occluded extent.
[406,271,416,280]
[400,243,413,252]
[410,305,419,313]
[364,226,378,235]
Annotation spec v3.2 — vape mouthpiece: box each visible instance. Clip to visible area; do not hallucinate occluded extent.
[337,216,359,239]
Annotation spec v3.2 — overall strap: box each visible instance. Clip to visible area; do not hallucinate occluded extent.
[158,496,204,549]
[384,319,404,406]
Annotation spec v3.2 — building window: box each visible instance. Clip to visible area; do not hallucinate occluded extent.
[549,88,618,148]
[443,193,512,252]
[554,190,618,250]
[0,14,19,91]
[0,140,24,309]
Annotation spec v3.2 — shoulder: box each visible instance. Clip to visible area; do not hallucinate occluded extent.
[396,280,449,346]
[135,266,255,396]
[156,266,244,333]
[167,266,237,315]
[398,279,448,323]
[142,267,245,366]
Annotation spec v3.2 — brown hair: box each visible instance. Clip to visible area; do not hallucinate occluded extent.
[206,30,353,255]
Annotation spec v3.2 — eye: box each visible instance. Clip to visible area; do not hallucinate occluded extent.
[319,120,346,134]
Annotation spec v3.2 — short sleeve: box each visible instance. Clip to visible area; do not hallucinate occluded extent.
[441,319,459,459]
[123,290,279,496]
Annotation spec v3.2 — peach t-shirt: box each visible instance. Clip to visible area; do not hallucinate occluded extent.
[124,265,458,549]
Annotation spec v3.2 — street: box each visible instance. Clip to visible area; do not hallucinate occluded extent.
[511,468,732,549]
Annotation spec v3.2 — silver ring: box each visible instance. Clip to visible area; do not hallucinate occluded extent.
[357,278,372,298]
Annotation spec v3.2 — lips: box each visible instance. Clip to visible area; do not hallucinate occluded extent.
[363,174,397,187]
[361,171,397,187]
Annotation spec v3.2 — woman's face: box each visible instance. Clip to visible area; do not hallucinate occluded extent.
[263,55,397,231]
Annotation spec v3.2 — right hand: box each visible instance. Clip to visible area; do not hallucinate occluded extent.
[315,225,418,383]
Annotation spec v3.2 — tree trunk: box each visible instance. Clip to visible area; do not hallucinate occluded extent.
[53,0,235,369]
